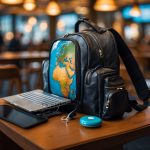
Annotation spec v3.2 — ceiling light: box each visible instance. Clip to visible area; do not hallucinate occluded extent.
[5,32,14,41]
[94,0,117,11]
[24,24,32,32]
[1,0,23,5]
[75,6,89,15]
[23,0,36,11]
[40,21,48,31]
[46,0,61,16]
[28,16,37,26]
[57,20,65,31]
[130,4,141,17]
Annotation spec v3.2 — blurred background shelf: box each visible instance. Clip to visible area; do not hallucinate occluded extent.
[0,0,149,97]
[0,0,149,99]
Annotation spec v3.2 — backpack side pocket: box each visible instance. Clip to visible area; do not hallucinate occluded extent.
[82,68,100,116]
[42,59,49,92]
[82,67,116,116]
[102,76,129,120]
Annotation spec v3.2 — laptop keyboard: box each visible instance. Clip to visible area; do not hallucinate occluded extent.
[20,91,70,108]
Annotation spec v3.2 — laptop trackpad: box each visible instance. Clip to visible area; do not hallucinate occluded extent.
[13,98,34,105]
[4,95,44,112]
[15,100,45,112]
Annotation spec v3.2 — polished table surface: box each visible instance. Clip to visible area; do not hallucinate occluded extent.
[0,99,150,150]
[0,51,49,63]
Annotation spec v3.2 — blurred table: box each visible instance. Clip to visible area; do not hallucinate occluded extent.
[0,51,49,64]
[140,51,150,58]
[0,51,49,90]
[140,51,150,79]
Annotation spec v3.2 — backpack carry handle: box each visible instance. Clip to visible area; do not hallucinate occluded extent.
[75,18,106,33]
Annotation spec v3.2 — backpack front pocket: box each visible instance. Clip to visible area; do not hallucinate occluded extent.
[42,59,49,93]
[82,67,116,116]
[102,76,129,119]
[49,39,80,101]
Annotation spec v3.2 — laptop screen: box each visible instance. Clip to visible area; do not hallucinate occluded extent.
[49,39,76,100]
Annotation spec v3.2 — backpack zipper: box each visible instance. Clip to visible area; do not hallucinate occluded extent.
[68,38,81,101]
[105,88,126,109]
[105,86,125,89]
[91,32,104,59]
[83,31,104,66]
[85,66,102,85]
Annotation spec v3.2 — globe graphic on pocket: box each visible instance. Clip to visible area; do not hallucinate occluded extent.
[49,40,76,100]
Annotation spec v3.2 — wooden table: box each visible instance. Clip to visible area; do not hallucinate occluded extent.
[0,99,150,150]
[0,51,49,64]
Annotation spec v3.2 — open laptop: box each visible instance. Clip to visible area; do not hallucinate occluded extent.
[3,89,71,113]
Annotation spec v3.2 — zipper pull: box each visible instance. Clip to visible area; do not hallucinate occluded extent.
[117,87,123,90]
[99,49,104,58]
[64,33,69,38]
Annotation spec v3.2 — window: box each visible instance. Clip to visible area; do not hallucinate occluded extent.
[0,15,12,34]
[16,15,50,45]
[0,15,50,45]
[122,4,150,23]
[56,13,79,37]
[0,15,13,43]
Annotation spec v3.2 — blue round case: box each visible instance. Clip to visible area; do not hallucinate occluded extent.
[80,116,102,128]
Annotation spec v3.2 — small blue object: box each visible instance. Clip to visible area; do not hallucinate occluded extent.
[80,116,102,128]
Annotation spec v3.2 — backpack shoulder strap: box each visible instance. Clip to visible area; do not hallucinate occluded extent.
[109,28,149,111]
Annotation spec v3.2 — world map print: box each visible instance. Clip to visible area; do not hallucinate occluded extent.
[49,40,76,100]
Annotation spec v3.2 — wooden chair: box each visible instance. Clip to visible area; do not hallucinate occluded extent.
[20,62,43,90]
[0,65,22,96]
[28,62,43,89]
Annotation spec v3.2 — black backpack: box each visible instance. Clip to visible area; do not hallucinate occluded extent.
[42,18,149,120]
